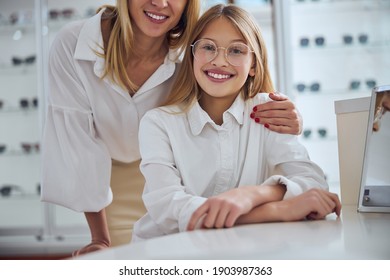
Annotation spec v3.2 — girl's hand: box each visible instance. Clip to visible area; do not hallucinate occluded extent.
[251,92,302,135]
[274,188,341,222]
[187,187,259,231]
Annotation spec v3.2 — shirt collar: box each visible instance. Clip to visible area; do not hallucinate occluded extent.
[188,94,245,136]
[74,9,104,61]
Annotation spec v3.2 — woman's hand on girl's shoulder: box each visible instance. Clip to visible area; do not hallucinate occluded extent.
[250,92,302,135]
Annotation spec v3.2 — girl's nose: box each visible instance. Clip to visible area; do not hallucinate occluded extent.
[211,48,228,67]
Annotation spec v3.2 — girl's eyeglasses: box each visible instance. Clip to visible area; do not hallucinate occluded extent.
[191,39,254,67]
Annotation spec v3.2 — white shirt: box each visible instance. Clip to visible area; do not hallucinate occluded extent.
[133,93,328,241]
[41,10,179,212]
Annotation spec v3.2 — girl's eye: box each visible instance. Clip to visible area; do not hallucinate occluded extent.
[230,48,242,54]
[202,44,216,52]
[228,44,248,55]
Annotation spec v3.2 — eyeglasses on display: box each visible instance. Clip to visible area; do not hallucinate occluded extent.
[191,39,254,67]
[21,142,40,153]
[49,9,75,20]
[302,128,328,139]
[296,82,321,93]
[299,36,325,47]
[342,34,369,45]
[350,79,376,90]
[0,185,23,197]
[9,11,33,25]
[19,97,38,109]
[12,55,36,66]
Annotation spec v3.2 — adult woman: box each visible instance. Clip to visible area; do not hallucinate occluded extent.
[41,0,301,256]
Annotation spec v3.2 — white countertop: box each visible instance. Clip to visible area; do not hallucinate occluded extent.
[76,206,390,260]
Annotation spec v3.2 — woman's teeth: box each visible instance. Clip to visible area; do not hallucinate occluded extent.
[146,12,167,21]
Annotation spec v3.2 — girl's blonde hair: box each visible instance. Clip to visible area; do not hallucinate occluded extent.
[163,4,274,110]
[97,0,201,92]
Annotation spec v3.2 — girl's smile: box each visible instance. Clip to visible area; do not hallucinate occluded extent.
[204,68,234,82]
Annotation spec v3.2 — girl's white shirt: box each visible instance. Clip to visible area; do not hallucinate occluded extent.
[41,10,179,212]
[133,93,328,242]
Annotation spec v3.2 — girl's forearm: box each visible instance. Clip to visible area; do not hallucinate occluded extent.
[236,201,283,225]
[253,184,286,206]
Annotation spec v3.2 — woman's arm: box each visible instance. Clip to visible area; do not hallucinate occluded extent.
[251,92,302,135]
[42,23,112,256]
[72,210,111,257]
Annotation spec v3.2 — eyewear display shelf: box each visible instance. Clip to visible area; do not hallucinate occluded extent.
[283,0,390,190]
[0,0,114,259]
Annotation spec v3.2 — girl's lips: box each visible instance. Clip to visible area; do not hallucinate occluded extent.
[145,11,168,22]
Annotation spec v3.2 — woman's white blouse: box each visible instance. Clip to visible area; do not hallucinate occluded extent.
[41,10,178,212]
[133,93,328,241]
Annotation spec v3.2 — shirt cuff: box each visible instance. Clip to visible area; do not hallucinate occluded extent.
[261,175,303,199]
[178,196,207,232]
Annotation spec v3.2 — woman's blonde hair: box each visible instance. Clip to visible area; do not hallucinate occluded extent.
[163,4,274,110]
[97,0,200,92]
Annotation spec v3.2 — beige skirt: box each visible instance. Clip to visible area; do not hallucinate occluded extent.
[105,159,146,247]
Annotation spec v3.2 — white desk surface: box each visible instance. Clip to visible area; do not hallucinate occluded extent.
[76,206,390,260]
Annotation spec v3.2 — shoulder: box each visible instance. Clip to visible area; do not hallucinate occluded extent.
[245,93,271,108]
[142,105,184,124]
[52,19,86,47]
[49,20,88,62]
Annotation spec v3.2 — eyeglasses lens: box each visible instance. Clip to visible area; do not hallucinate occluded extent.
[192,39,251,66]
[343,35,353,45]
[0,186,11,197]
[315,37,325,46]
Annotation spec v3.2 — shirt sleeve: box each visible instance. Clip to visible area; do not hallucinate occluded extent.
[138,110,207,234]
[40,25,112,212]
[252,93,328,199]
[262,131,329,199]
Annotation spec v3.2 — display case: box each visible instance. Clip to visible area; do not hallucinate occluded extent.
[0,0,114,258]
[0,0,46,253]
[280,0,390,189]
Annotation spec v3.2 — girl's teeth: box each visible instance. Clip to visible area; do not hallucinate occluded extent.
[208,72,230,79]
[146,12,166,21]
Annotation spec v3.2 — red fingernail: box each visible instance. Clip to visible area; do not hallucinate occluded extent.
[264,123,269,128]
[252,106,257,112]
[250,112,255,119]
[255,118,260,123]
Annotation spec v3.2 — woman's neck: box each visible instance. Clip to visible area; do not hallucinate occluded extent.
[131,34,168,62]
